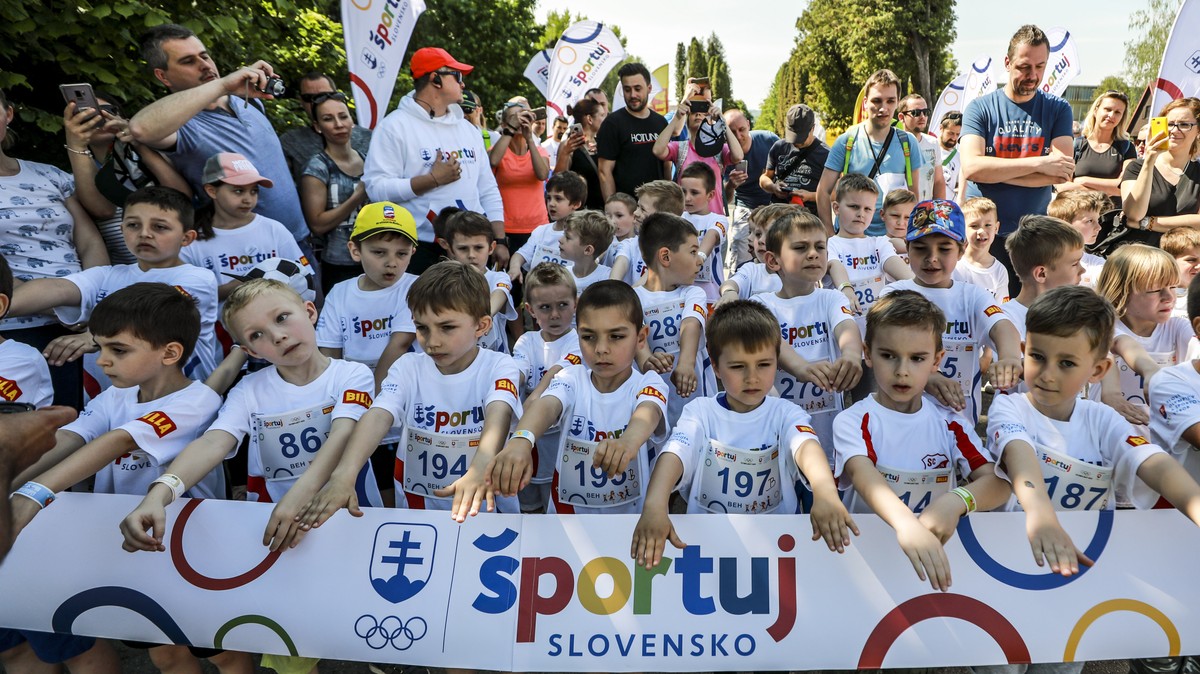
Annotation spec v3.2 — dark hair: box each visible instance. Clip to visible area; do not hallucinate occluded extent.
[299,71,336,93]
[0,253,12,312]
[140,24,198,71]
[90,282,200,366]
[616,62,652,87]
[431,206,463,241]
[584,88,605,98]
[408,260,489,320]
[1188,273,1200,322]
[546,170,587,207]
[124,186,195,232]
[1007,24,1050,60]
[441,209,493,244]
[0,88,13,152]
[1026,285,1114,360]
[707,300,780,365]
[897,93,927,115]
[577,280,643,330]
[864,289,945,353]
[639,212,697,265]
[939,111,963,129]
[1005,216,1083,281]
[566,97,602,121]
[680,161,716,193]
[764,209,825,255]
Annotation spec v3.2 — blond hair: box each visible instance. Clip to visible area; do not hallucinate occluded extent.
[960,197,997,221]
[408,260,490,320]
[1081,91,1130,142]
[635,180,684,216]
[562,209,615,254]
[221,279,305,339]
[1096,244,1181,316]
[748,203,802,232]
[1047,190,1106,224]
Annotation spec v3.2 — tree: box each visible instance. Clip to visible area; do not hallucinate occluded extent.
[1123,0,1183,91]
[1095,75,1137,104]
[685,38,708,83]
[704,33,735,103]
[674,42,687,100]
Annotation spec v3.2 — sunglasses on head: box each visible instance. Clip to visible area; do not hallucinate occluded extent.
[301,91,347,104]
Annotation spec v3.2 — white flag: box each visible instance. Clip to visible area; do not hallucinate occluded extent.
[931,55,997,127]
[1151,0,1200,116]
[524,49,551,98]
[341,0,426,129]
[611,70,664,113]
[1039,28,1082,97]
[545,21,626,119]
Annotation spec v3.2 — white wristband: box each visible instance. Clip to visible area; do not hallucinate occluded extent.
[511,429,536,446]
[11,481,55,509]
[151,473,186,504]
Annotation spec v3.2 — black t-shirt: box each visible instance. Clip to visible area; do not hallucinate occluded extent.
[1074,137,1136,208]
[1118,158,1200,247]
[596,108,669,197]
[765,139,830,212]
[567,147,605,210]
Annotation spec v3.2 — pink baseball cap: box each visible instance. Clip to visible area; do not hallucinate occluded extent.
[201,152,274,188]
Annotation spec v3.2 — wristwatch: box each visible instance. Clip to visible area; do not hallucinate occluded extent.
[1139,216,1152,231]
[493,236,509,248]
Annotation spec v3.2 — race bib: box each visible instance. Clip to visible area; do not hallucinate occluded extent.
[557,436,642,508]
[776,372,839,414]
[644,298,686,355]
[875,172,908,195]
[1117,351,1176,406]
[1036,444,1113,512]
[403,428,478,496]
[939,340,977,395]
[253,401,334,482]
[696,439,783,514]
[530,243,573,269]
[851,275,885,311]
[877,463,953,514]
[695,254,716,284]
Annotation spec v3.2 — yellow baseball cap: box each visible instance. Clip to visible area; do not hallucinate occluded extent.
[351,201,418,244]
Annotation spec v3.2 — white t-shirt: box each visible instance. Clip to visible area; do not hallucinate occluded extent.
[753,289,855,455]
[573,264,612,297]
[512,330,582,485]
[915,133,939,202]
[210,358,379,504]
[634,285,716,427]
[180,214,312,310]
[481,270,518,354]
[683,212,728,299]
[952,258,1011,302]
[374,349,522,511]
[53,263,221,382]
[614,236,648,286]
[1149,362,1200,486]
[0,339,52,408]
[316,274,417,370]
[1001,297,1029,341]
[938,144,960,197]
[515,222,572,272]
[989,392,1164,510]
[827,235,897,331]
[1112,318,1193,409]
[542,365,669,514]
[64,380,225,499]
[833,393,991,514]
[1080,253,1104,288]
[883,280,1010,423]
[600,237,632,269]
[728,262,781,300]
[664,395,821,515]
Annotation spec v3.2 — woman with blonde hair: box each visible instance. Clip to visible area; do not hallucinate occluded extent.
[1056,90,1135,206]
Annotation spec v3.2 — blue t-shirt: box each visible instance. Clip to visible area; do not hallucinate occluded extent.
[731,130,779,209]
[170,98,308,242]
[825,125,925,235]
[961,89,1073,236]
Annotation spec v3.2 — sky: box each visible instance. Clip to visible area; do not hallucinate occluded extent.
[533,0,1142,110]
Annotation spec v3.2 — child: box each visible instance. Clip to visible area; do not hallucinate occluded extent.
[508,171,587,280]
[827,174,913,325]
[1150,274,1200,487]
[1000,216,1085,340]
[610,180,684,287]
[181,153,311,305]
[432,209,520,355]
[299,261,522,522]
[488,280,668,515]
[754,209,863,453]
[1160,225,1200,319]
[8,186,221,383]
[631,300,858,569]
[600,192,637,268]
[834,290,1012,591]
[880,188,917,260]
[1048,189,1109,287]
[0,254,52,409]
[951,197,1010,301]
[678,162,728,306]
[883,199,1023,423]
[635,213,716,428]
[558,210,615,295]
[511,263,582,512]
[717,203,793,303]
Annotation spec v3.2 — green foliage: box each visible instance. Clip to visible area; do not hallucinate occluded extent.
[1123,0,1183,91]
[685,38,708,83]
[1095,75,1137,104]
[674,43,687,100]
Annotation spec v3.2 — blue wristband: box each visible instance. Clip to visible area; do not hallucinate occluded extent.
[12,481,56,509]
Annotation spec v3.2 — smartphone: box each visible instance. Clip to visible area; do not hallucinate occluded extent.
[692,77,710,88]
[1151,116,1169,139]
[532,107,547,121]
[60,83,99,114]
[569,122,583,136]
[0,402,36,414]
[689,100,711,114]
[734,160,748,173]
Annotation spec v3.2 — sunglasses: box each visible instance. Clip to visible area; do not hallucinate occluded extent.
[434,69,464,85]
[903,108,931,117]
[301,91,347,104]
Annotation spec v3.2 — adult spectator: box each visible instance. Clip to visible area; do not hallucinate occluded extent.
[130,24,308,243]
[362,48,507,273]
[1120,98,1200,248]
[0,88,108,409]
[490,101,549,253]
[761,104,829,217]
[960,24,1073,290]
[724,108,778,271]
[0,407,78,563]
[584,88,609,109]
[554,98,607,210]
[1056,90,1136,209]
[817,69,924,236]
[461,89,493,150]
[279,71,371,182]
[652,81,743,215]
[1136,125,1149,158]
[541,116,569,168]
[62,91,191,265]
[597,63,669,200]
[936,111,963,200]
[897,93,947,201]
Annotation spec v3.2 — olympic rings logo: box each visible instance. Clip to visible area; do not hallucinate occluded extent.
[955,510,1113,590]
[171,499,284,590]
[354,614,428,651]
[857,593,1029,668]
[1064,599,1180,661]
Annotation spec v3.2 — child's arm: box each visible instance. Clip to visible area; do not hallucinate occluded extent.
[777,347,835,392]
[1098,362,1150,425]
[595,400,664,477]
[888,237,907,256]
[507,252,527,282]
[699,228,721,259]
[1137,453,1200,526]
[999,441,1092,575]
[296,407,395,527]
[8,278,83,317]
[986,319,1024,390]
[42,328,97,367]
[826,260,861,315]
[265,417,358,550]
[882,255,914,280]
[217,278,242,301]
[672,317,703,398]
[118,430,240,553]
[435,400,512,522]
[204,346,248,395]
[486,394,564,496]
[924,372,966,410]
[631,452,686,569]
[717,278,740,306]
[13,430,86,486]
[609,256,630,281]
[919,464,1012,543]
[795,438,858,552]
[1112,334,1162,397]
[638,344,675,376]
[526,364,563,402]
[490,288,509,318]
[830,320,864,392]
[373,333,413,393]
[843,455,953,591]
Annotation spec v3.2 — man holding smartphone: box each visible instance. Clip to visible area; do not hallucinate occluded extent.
[761,104,829,216]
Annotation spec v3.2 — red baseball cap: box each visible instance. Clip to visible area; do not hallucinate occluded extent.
[410,47,473,80]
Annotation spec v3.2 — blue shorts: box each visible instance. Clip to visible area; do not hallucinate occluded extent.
[0,628,95,663]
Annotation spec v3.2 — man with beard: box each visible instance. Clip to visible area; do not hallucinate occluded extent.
[897,93,946,201]
[760,104,827,217]
[597,63,669,199]
[724,108,778,271]
[960,24,1074,291]
[937,111,963,199]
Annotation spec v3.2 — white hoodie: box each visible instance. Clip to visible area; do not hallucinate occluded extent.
[363,92,505,242]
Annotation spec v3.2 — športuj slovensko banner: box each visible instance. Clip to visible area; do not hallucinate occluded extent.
[545,20,625,120]
[1038,28,1082,97]
[524,48,552,99]
[931,54,998,128]
[1151,0,1200,116]
[341,0,425,129]
[2,494,1200,670]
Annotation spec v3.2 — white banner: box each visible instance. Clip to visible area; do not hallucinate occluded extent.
[341,0,426,129]
[524,48,552,99]
[932,54,998,128]
[1151,0,1200,116]
[1039,28,1082,97]
[612,65,667,114]
[3,494,1200,670]
[545,21,625,120]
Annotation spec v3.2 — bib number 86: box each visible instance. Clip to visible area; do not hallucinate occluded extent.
[280,427,324,458]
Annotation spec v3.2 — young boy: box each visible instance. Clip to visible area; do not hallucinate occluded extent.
[951,197,1010,302]
[834,290,1012,591]
[8,186,221,383]
[558,210,615,295]
[600,192,637,268]
[827,174,913,325]
[1000,216,1085,340]
[717,203,793,303]
[678,162,728,305]
[1160,225,1200,319]
[631,300,858,569]
[511,263,583,512]
[883,199,1023,423]
[0,254,52,409]
[634,213,716,428]
[508,171,587,280]
[754,209,863,453]
[433,208,518,355]
[1048,189,1109,287]
[299,261,523,523]
[487,281,668,515]
[1150,274,1200,487]
[610,181,684,287]
[881,188,917,260]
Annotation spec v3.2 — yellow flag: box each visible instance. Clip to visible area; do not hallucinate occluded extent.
[651,64,670,115]
[851,84,866,125]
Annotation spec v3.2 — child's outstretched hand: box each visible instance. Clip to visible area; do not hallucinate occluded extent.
[918,494,967,544]
[1026,509,1093,576]
[672,365,698,398]
[796,359,835,391]
[263,490,311,551]
[119,501,168,553]
[925,372,965,411]
[295,480,361,530]
[644,351,675,375]
[896,519,952,591]
[435,467,495,523]
[631,509,685,570]
[485,439,535,496]
[988,357,1023,391]
[594,436,638,478]
[1101,391,1150,426]
[43,331,97,367]
[809,490,858,553]
[828,355,864,393]
[840,286,862,315]
[9,496,41,541]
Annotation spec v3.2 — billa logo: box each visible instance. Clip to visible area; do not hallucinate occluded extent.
[495,379,518,396]
[343,390,373,409]
[0,376,22,402]
[138,411,177,438]
[638,386,666,405]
